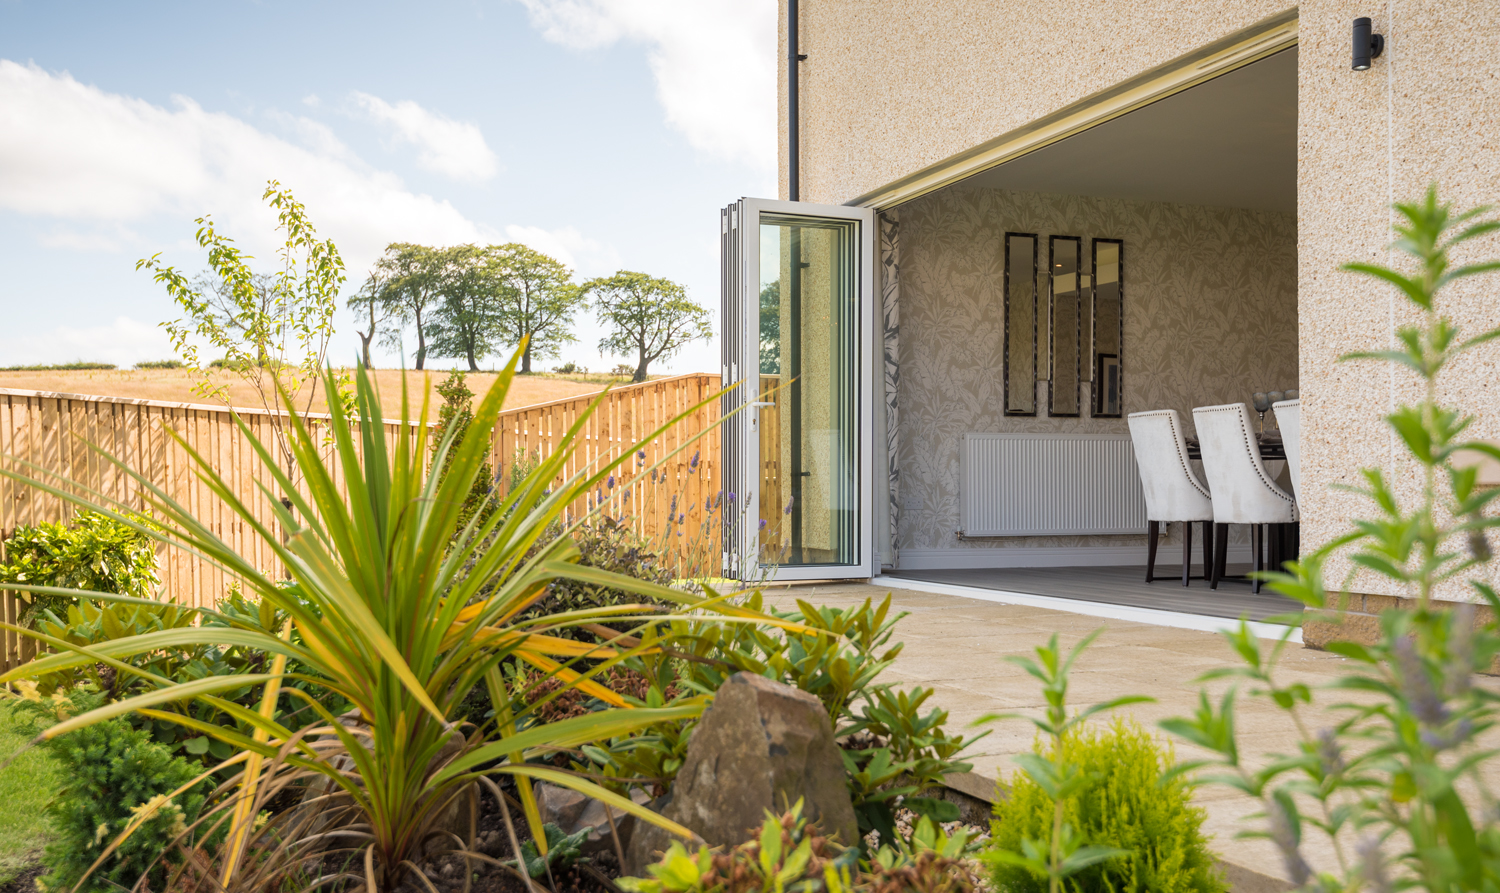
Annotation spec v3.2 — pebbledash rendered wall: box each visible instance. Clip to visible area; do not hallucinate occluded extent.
[782,1,1500,603]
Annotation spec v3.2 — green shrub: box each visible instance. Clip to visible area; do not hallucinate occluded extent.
[27,591,347,765]
[574,594,981,851]
[548,515,676,612]
[0,512,158,622]
[622,803,975,893]
[986,718,1223,893]
[134,359,184,369]
[621,801,859,893]
[0,362,116,371]
[433,370,496,530]
[15,691,209,893]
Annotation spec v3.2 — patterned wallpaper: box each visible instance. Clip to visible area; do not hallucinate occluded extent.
[894,184,1298,553]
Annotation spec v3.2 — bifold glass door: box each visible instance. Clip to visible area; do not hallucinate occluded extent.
[720,199,874,581]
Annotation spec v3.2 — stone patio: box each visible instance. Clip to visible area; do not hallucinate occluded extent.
[759,578,1499,888]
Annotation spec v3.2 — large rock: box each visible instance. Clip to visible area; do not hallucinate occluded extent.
[625,673,857,874]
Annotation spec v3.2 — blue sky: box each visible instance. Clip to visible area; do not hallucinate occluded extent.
[0,0,776,374]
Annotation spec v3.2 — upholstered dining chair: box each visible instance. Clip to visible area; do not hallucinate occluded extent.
[1127,409,1215,586]
[1192,402,1298,592]
[1273,398,1301,499]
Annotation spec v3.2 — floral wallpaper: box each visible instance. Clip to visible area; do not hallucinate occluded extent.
[894,183,1298,553]
[879,211,901,562]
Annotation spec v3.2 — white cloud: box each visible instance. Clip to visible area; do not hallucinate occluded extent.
[0,316,171,367]
[503,224,622,277]
[0,59,492,274]
[517,0,776,172]
[350,92,499,183]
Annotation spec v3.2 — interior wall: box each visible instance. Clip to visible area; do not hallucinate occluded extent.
[895,184,1297,559]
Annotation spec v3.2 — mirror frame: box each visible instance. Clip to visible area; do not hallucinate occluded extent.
[1003,232,1038,417]
[1048,235,1083,418]
[1091,238,1125,418]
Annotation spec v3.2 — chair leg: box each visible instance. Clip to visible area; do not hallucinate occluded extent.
[1200,521,1215,580]
[1146,520,1159,583]
[1252,524,1262,594]
[1182,520,1193,587]
[1211,523,1228,589]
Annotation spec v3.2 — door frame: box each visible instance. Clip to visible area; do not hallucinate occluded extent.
[726,197,877,582]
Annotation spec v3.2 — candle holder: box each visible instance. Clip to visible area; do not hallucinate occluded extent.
[1251,392,1271,434]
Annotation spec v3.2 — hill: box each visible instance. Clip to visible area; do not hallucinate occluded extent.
[0,367,639,419]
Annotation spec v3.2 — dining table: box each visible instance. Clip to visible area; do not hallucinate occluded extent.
[1184,431,1286,462]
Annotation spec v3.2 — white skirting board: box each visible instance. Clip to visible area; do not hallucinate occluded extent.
[896,543,1254,570]
[869,573,1302,642]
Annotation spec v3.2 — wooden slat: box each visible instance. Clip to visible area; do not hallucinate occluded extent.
[0,375,719,666]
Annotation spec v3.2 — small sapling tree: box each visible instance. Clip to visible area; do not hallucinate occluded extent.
[138,180,347,482]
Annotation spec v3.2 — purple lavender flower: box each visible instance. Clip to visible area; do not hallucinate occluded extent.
[759,518,768,529]
[669,495,678,515]
[1394,636,1450,727]
[1421,717,1475,752]
[1357,836,1392,893]
[678,513,686,524]
[651,468,659,483]
[1316,728,1344,777]
[606,474,615,489]
[638,450,647,464]
[689,450,700,471]
[1267,797,1311,886]
[727,491,736,502]
[784,498,795,515]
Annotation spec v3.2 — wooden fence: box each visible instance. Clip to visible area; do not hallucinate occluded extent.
[1,374,722,672]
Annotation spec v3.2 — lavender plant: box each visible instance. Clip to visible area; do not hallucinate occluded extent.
[1161,187,1500,892]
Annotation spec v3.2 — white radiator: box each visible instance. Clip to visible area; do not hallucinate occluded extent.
[960,434,1147,536]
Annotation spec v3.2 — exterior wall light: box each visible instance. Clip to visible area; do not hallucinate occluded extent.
[1352,17,1385,70]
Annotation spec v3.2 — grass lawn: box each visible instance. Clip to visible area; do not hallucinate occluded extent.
[0,699,58,886]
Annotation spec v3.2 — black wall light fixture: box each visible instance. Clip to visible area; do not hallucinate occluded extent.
[1352,17,1385,70]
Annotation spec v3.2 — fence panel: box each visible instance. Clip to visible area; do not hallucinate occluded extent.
[0,375,721,672]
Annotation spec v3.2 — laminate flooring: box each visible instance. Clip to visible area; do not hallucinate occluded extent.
[885,563,1302,622]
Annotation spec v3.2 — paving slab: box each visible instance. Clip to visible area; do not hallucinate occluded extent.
[758,578,1499,885]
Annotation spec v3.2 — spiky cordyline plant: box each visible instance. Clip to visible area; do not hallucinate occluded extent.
[0,346,797,892]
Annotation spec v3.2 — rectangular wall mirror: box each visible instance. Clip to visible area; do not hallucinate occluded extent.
[1092,238,1124,417]
[1003,232,1037,416]
[1049,235,1082,417]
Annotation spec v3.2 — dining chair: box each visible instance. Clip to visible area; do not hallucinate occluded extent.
[1192,402,1298,592]
[1273,398,1301,499]
[1127,409,1216,586]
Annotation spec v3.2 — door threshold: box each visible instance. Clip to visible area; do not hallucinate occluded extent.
[870,574,1302,642]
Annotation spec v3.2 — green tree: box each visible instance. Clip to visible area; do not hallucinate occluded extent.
[492,243,585,374]
[346,272,396,368]
[429,244,505,372]
[584,271,713,382]
[759,279,781,374]
[373,242,445,370]
[138,180,345,478]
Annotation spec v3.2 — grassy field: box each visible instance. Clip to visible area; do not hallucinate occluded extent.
[0,700,59,886]
[0,367,644,419]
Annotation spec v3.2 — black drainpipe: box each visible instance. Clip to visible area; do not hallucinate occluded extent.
[788,0,802,201]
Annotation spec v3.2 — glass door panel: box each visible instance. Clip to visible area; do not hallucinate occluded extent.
[721,198,873,581]
[758,215,857,567]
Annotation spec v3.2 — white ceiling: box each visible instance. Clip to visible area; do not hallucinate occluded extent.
[964,48,1297,214]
